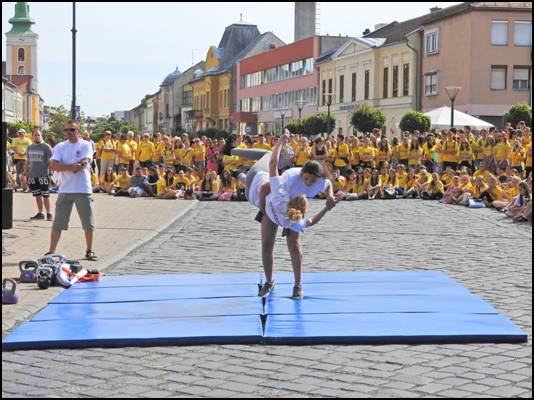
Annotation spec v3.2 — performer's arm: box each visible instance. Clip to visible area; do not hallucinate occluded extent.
[269,130,290,177]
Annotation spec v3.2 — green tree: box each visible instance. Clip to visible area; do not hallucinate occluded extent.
[6,121,33,138]
[503,103,532,128]
[399,111,431,133]
[351,104,386,134]
[44,105,70,138]
[90,115,138,141]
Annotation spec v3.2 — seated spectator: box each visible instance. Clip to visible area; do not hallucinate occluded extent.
[194,170,220,201]
[395,164,408,196]
[129,167,150,198]
[157,168,180,199]
[219,170,236,201]
[146,166,160,197]
[402,168,419,198]
[382,169,397,199]
[99,167,117,195]
[479,176,504,208]
[421,172,445,200]
[503,182,531,221]
[442,175,461,204]
[452,174,474,205]
[112,167,132,197]
[367,169,382,199]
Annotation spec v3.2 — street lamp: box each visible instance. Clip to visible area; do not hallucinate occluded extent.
[445,86,462,128]
[70,2,77,121]
[280,109,287,133]
[296,97,305,120]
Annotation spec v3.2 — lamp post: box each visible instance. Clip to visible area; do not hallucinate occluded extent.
[280,109,287,133]
[445,86,462,128]
[70,2,77,121]
[296,97,305,120]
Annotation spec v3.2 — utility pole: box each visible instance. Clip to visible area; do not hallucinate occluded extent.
[70,2,77,121]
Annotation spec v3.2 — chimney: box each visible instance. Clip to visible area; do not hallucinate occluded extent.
[374,23,387,31]
[363,28,371,36]
[430,7,441,13]
[295,2,317,41]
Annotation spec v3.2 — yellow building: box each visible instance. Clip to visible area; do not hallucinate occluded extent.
[191,46,231,131]
[189,20,284,133]
[317,37,417,137]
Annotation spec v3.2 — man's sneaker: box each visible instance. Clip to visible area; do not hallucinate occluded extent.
[129,189,138,198]
[30,213,45,220]
[46,213,53,221]
[291,285,304,300]
[258,281,275,297]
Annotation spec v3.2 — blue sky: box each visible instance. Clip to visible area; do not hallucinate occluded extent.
[2,2,460,117]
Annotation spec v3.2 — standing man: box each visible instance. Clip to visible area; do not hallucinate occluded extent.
[24,129,54,220]
[48,121,98,261]
[98,130,116,179]
[12,128,33,191]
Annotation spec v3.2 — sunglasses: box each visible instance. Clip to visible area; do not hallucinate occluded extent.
[63,128,77,133]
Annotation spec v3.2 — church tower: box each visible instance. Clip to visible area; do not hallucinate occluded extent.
[5,2,39,92]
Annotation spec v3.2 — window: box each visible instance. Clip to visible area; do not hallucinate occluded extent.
[514,22,532,46]
[17,66,24,75]
[339,75,344,103]
[328,78,333,104]
[383,67,389,98]
[513,67,530,90]
[364,70,370,100]
[18,48,25,62]
[392,65,399,98]
[424,72,438,95]
[403,63,410,96]
[490,66,507,90]
[322,80,326,106]
[351,73,356,102]
[491,21,508,45]
[425,30,439,54]
[165,104,170,118]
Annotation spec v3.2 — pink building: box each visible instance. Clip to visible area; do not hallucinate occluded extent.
[233,35,349,135]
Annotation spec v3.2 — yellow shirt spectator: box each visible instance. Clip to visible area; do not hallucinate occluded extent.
[334,143,351,167]
[116,141,132,164]
[100,139,117,161]
[138,140,155,162]
[493,142,511,162]
[12,136,32,160]
[127,140,138,161]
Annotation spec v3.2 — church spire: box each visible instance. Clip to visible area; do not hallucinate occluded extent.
[6,2,36,36]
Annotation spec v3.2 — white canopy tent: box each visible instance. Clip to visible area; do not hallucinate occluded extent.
[424,106,494,130]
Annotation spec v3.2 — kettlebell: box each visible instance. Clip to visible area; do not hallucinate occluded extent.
[37,265,54,290]
[19,260,39,283]
[3,279,19,304]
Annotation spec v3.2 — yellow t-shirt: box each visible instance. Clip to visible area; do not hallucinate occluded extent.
[334,143,351,167]
[489,186,503,201]
[116,142,132,164]
[493,142,511,161]
[332,176,346,193]
[163,148,175,165]
[253,142,272,151]
[397,144,410,161]
[350,146,360,165]
[223,155,240,172]
[358,146,375,163]
[442,140,459,163]
[192,145,206,162]
[100,139,117,161]
[509,149,525,167]
[422,143,437,162]
[12,137,33,160]
[458,149,474,162]
[353,178,369,193]
[138,141,155,162]
[127,140,138,161]
[376,148,392,163]
[152,141,165,161]
[396,171,408,188]
[100,173,117,188]
[525,143,532,168]
[174,176,191,190]
[428,180,445,194]
[472,183,489,198]
[115,174,131,190]
[408,147,423,166]
[295,146,311,166]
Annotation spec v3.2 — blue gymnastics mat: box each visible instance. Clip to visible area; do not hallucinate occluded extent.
[2,271,527,351]
[2,315,263,351]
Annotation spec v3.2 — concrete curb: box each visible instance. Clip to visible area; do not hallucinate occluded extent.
[1,201,197,338]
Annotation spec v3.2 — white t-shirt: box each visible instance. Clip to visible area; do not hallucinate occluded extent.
[249,171,307,233]
[51,139,93,194]
[281,167,330,198]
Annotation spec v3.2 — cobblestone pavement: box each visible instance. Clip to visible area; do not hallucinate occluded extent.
[2,200,532,398]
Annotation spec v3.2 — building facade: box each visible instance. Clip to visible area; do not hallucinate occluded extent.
[365,2,532,129]
[189,20,285,133]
